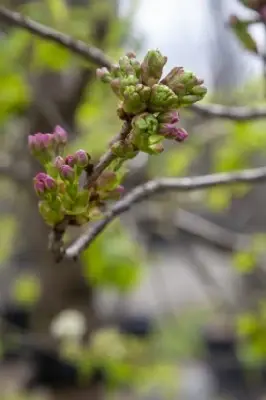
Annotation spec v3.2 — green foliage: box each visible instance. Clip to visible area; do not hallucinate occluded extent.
[11,274,41,306]
[230,16,258,54]
[61,326,178,396]
[233,250,256,273]
[32,40,71,71]
[0,216,16,264]
[237,300,266,363]
[82,222,143,291]
[233,234,266,274]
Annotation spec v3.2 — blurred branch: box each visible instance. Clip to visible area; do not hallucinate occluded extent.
[176,209,249,251]
[65,166,266,258]
[190,103,266,121]
[2,6,266,122]
[0,6,112,68]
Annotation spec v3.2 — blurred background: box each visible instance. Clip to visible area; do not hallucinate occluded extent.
[1,0,266,399]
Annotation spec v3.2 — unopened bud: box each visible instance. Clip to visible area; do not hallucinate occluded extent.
[141,49,167,87]
[126,51,136,59]
[33,173,57,196]
[65,155,76,167]
[74,150,90,168]
[59,165,75,181]
[157,110,180,124]
[54,156,65,169]
[34,179,45,197]
[96,67,112,83]
[174,127,188,142]
[53,126,67,145]
[106,185,125,200]
[148,143,164,154]
[191,85,207,96]
[148,84,178,112]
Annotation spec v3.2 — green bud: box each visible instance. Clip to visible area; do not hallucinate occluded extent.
[148,84,178,112]
[161,67,207,102]
[130,59,141,78]
[122,84,151,114]
[119,55,136,76]
[111,140,138,159]
[180,95,203,105]
[161,67,193,93]
[110,64,120,77]
[120,75,139,92]
[132,112,158,136]
[141,49,167,87]
[149,134,164,145]
[75,213,91,226]
[191,85,207,96]
[72,191,89,215]
[148,143,164,154]
[96,67,112,83]
[130,113,159,152]
[110,78,122,97]
[129,129,150,153]
[38,200,64,226]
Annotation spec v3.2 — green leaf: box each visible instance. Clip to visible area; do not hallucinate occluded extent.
[0,73,29,119]
[237,314,258,337]
[46,0,69,26]
[230,17,258,53]
[0,216,16,264]
[12,274,41,306]
[206,187,231,211]
[155,147,196,177]
[82,223,143,291]
[233,250,256,273]
[32,39,71,71]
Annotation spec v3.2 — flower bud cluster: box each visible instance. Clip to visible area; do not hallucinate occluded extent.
[97,49,206,155]
[29,127,124,227]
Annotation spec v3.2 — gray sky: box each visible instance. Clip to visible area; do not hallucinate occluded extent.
[121,0,264,90]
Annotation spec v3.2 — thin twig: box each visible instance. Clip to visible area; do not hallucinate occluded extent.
[0,6,112,69]
[85,121,131,188]
[1,6,266,122]
[190,103,266,121]
[65,165,266,258]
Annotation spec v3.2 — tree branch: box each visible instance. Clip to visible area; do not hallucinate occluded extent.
[0,6,112,69]
[2,6,266,122]
[85,121,131,188]
[190,103,266,121]
[65,165,266,258]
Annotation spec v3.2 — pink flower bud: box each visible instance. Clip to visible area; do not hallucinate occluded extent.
[53,126,67,145]
[96,67,111,83]
[34,179,45,196]
[106,185,125,200]
[54,156,65,169]
[65,155,76,167]
[74,150,90,168]
[28,133,54,152]
[44,175,57,191]
[158,110,180,124]
[35,172,48,181]
[28,135,35,151]
[158,122,188,142]
[59,164,75,181]
[33,173,57,196]
[158,123,179,138]
[174,128,188,142]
